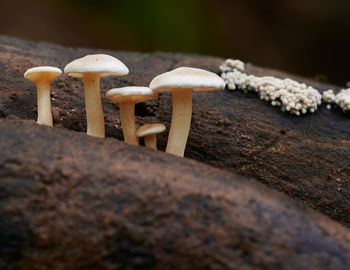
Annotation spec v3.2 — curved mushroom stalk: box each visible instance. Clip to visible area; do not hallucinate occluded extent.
[36,81,53,126]
[119,103,139,146]
[166,89,192,157]
[136,123,166,151]
[106,87,157,146]
[24,66,62,127]
[83,73,104,138]
[64,54,129,139]
[144,134,157,150]
[149,67,225,158]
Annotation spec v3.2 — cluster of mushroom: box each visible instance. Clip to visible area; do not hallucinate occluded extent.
[323,88,350,111]
[24,54,225,157]
[220,59,322,115]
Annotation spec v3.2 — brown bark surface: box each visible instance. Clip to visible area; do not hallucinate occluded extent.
[0,120,349,269]
[0,35,349,268]
[0,35,348,227]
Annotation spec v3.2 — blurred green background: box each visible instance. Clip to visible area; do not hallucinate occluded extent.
[0,0,349,85]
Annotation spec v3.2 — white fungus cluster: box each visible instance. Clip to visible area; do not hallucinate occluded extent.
[220,59,245,72]
[220,59,322,116]
[322,89,336,103]
[322,88,350,111]
[335,88,350,111]
[322,89,336,110]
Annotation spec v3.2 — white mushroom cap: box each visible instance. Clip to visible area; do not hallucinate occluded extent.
[24,66,62,82]
[64,54,129,78]
[150,67,225,92]
[106,86,157,103]
[136,123,166,138]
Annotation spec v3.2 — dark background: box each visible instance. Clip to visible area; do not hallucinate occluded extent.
[0,0,349,85]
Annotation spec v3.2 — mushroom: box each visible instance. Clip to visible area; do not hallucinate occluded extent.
[136,123,166,150]
[150,67,225,157]
[24,66,62,127]
[64,54,129,138]
[106,87,157,146]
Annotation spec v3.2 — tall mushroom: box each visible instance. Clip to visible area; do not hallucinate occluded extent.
[150,67,225,157]
[24,66,62,127]
[136,123,166,150]
[64,54,129,138]
[106,87,157,146]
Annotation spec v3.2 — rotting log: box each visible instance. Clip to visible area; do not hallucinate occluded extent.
[0,120,349,269]
[0,35,349,228]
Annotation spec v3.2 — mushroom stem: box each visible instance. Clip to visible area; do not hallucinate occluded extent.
[82,73,105,138]
[144,134,157,150]
[36,81,53,127]
[166,89,192,157]
[119,103,139,146]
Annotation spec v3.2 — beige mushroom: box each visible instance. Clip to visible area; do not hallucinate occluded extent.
[136,123,166,150]
[150,67,225,157]
[106,87,157,146]
[24,66,62,127]
[64,54,129,138]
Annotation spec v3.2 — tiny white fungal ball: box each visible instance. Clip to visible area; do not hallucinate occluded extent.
[322,89,336,103]
[326,104,332,110]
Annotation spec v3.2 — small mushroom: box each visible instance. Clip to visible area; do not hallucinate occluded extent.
[136,123,166,150]
[106,87,157,146]
[150,67,225,157]
[24,66,62,127]
[64,54,129,138]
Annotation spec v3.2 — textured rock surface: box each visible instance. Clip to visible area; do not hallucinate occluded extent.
[0,35,349,227]
[1,120,350,269]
